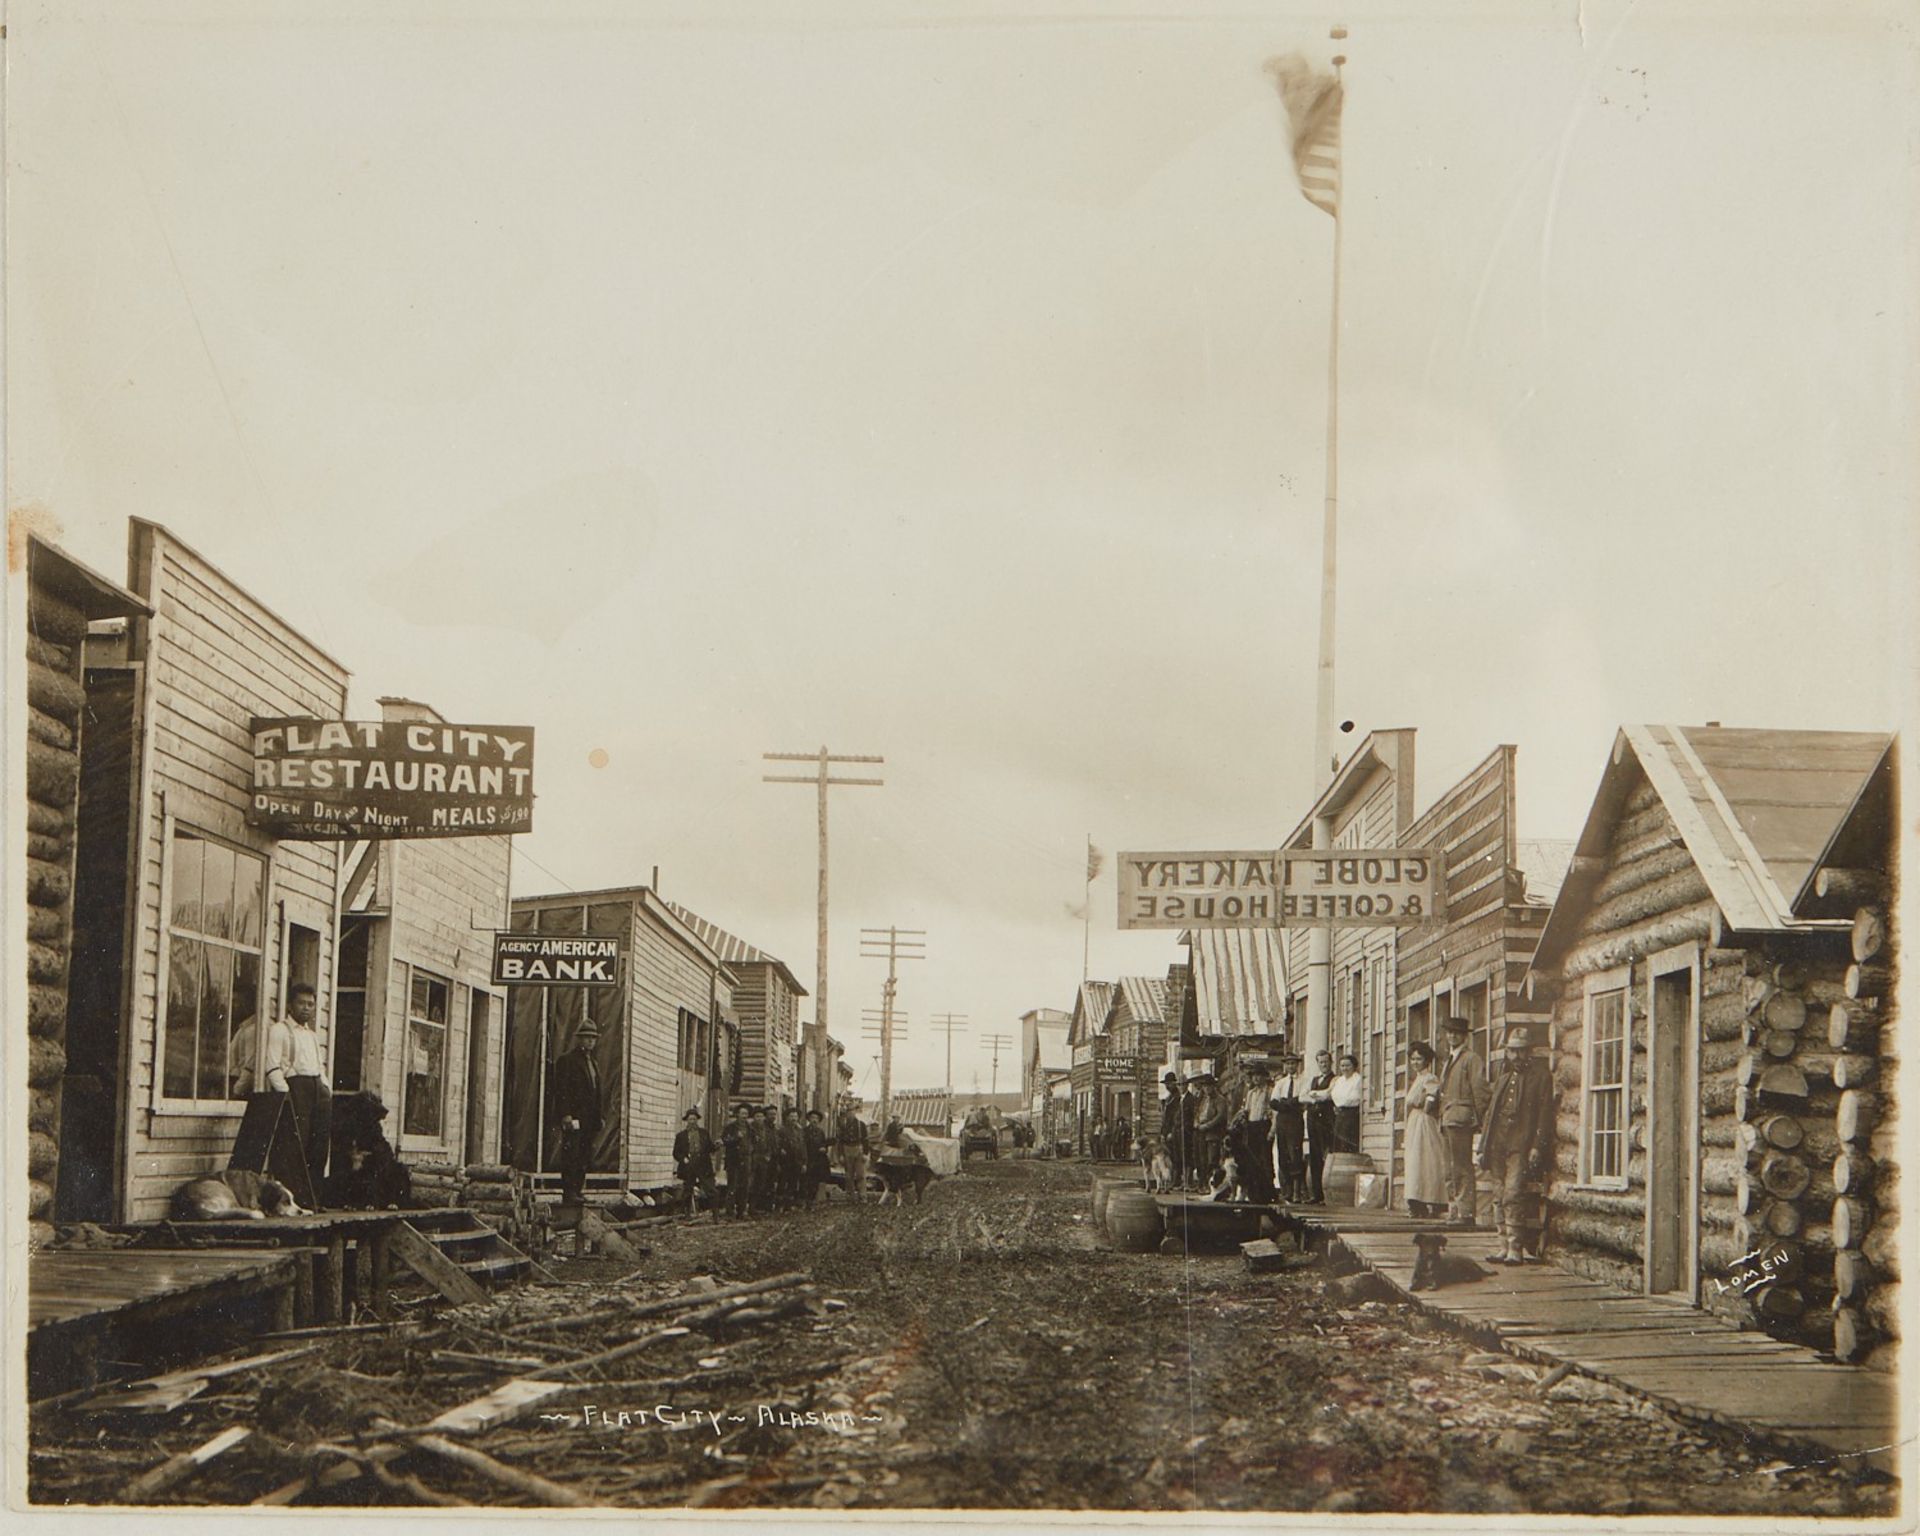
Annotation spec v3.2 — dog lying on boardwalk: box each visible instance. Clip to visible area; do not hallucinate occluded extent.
[1409,1230,1493,1291]
[171,1168,306,1221]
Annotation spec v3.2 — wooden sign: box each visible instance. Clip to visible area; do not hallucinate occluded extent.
[492,934,622,986]
[248,718,535,840]
[1118,848,1443,930]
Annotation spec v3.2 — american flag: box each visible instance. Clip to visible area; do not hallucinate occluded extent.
[1267,55,1343,218]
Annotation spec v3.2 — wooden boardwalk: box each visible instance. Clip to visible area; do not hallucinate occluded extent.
[1296,1211,1900,1476]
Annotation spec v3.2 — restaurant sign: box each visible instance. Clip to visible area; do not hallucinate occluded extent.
[1118,849,1443,930]
[492,934,621,986]
[249,718,535,840]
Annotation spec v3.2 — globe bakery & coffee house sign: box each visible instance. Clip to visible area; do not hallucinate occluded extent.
[1118,849,1443,929]
[249,717,536,839]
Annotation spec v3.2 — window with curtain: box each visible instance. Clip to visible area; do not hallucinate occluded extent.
[163,826,265,1105]
[404,969,450,1137]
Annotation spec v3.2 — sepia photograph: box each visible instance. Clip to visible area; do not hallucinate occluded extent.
[4,0,1915,1527]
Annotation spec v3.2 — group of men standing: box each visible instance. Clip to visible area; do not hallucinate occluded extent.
[1146,1015,1556,1263]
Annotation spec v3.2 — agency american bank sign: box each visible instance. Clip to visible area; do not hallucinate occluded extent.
[1118,849,1443,930]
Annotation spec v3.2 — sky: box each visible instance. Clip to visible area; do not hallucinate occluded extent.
[8,0,1916,1100]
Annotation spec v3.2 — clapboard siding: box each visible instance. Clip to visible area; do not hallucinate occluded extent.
[121,525,349,1220]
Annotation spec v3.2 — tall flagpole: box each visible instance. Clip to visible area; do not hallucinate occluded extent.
[1082,834,1093,982]
[1312,36,1347,789]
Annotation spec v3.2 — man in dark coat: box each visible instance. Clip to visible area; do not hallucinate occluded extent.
[551,1022,603,1204]
[1303,1050,1337,1203]
[673,1106,716,1215]
[722,1103,753,1218]
[748,1106,777,1213]
[803,1109,831,1205]
[1159,1072,1186,1187]
[777,1106,807,1210]
[1269,1051,1310,1202]
[1478,1025,1556,1263]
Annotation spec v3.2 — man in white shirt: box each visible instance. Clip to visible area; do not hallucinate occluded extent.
[262,983,330,1202]
[1234,1061,1276,1203]
[1330,1053,1365,1154]
[1268,1052,1310,1202]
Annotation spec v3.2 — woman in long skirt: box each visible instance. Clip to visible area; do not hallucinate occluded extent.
[1403,1041,1448,1218]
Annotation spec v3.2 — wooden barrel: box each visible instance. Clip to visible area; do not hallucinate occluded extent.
[1106,1189,1165,1252]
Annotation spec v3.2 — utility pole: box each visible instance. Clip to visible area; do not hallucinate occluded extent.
[982,1032,1014,1098]
[859,926,924,1129]
[930,1012,968,1093]
[764,747,883,1112]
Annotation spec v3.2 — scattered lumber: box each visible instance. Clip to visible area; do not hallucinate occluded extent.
[122,1427,251,1504]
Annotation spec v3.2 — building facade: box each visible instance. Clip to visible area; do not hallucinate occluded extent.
[1526,726,1897,1364]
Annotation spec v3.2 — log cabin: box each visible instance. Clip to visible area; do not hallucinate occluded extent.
[1525,725,1898,1365]
[1067,980,1115,1154]
[25,536,152,1240]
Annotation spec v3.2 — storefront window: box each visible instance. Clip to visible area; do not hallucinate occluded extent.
[162,827,265,1104]
[404,968,450,1137]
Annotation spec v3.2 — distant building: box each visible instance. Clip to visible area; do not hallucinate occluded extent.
[1019,1007,1070,1103]
[665,902,807,1110]
[1066,980,1114,1155]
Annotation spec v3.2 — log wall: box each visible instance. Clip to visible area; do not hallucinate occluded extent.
[23,563,92,1242]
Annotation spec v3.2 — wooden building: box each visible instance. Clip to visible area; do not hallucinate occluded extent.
[1099,976,1170,1132]
[53,522,351,1222]
[1280,729,1417,1176]
[1390,746,1569,1203]
[24,537,152,1239]
[666,901,805,1109]
[1020,1007,1071,1105]
[1525,726,1898,1363]
[505,886,736,1193]
[331,698,515,1168]
[1066,980,1114,1154]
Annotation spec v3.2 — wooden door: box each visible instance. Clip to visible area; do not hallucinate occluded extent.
[1646,959,1700,1299]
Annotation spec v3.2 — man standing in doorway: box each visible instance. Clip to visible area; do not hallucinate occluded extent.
[1438,1016,1491,1229]
[263,983,331,1203]
[1479,1026,1556,1263]
[551,1021,603,1206]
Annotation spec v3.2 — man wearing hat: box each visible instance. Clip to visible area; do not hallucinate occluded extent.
[834,1094,871,1204]
[551,1022,603,1205]
[802,1108,831,1206]
[722,1103,754,1218]
[1437,1016,1492,1229]
[1191,1072,1226,1189]
[673,1105,717,1215]
[1159,1072,1187,1189]
[1269,1051,1311,1202]
[1478,1025,1556,1263]
[1232,1060,1276,1204]
[748,1106,779,1213]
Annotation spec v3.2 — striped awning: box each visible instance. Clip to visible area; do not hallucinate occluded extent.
[1184,927,1287,1035]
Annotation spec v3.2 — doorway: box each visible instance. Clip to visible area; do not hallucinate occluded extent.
[465,989,494,1164]
[1646,956,1700,1299]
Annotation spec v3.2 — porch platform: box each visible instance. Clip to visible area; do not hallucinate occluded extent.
[1300,1212,1899,1478]
[29,1248,306,1400]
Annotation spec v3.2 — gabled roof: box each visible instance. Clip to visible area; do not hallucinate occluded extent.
[1531,725,1893,974]
[1184,927,1287,1033]
[1282,728,1417,850]
[1069,981,1115,1045]
[1110,976,1168,1027]
[664,901,808,997]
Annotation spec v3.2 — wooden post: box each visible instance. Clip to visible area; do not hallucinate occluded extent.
[371,1230,392,1318]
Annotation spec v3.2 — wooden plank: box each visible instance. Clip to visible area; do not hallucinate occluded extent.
[123,1426,252,1504]
[388,1221,489,1308]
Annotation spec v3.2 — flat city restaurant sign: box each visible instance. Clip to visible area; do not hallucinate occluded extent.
[249,718,535,839]
[491,934,621,986]
[1118,849,1443,930]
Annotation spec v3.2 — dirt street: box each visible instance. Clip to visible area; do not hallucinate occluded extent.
[29,1158,1896,1514]
[596,1158,1891,1516]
